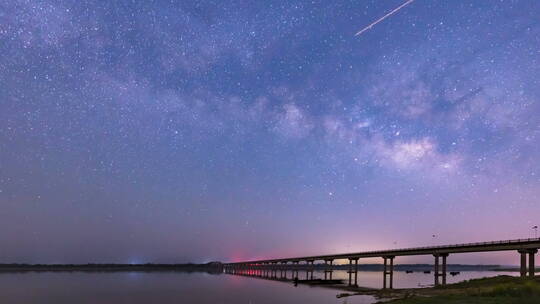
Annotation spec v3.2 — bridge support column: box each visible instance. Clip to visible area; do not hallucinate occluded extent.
[348,259,355,286]
[383,258,387,289]
[323,259,333,280]
[434,254,440,286]
[529,249,537,277]
[323,260,327,280]
[348,259,352,286]
[382,256,394,289]
[305,260,314,280]
[519,250,527,277]
[354,258,359,286]
[441,253,448,285]
[329,259,333,280]
[390,257,394,289]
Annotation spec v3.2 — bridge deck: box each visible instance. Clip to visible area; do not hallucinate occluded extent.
[226,238,540,265]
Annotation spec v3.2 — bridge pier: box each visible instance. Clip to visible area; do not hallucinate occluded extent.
[329,259,334,280]
[307,260,314,280]
[442,254,448,285]
[293,261,299,279]
[324,259,334,280]
[383,256,394,289]
[348,258,359,286]
[529,249,537,277]
[434,255,439,286]
[281,262,287,279]
[354,258,359,286]
[433,253,448,286]
[519,250,527,277]
[348,259,352,286]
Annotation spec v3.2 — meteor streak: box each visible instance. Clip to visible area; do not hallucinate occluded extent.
[355,0,416,37]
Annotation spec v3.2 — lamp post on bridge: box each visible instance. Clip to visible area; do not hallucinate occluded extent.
[533,226,538,238]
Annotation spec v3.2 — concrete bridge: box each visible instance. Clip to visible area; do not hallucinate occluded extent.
[224,238,540,289]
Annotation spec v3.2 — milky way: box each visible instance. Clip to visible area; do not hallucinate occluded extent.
[1,0,539,264]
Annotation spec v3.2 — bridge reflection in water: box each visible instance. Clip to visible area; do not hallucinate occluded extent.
[223,265,377,295]
[224,238,540,289]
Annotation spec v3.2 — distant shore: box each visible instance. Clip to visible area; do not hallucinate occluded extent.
[0,263,223,273]
[0,263,523,273]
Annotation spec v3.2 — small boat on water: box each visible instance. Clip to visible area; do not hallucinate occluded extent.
[405,270,413,273]
[450,271,460,276]
[423,270,431,274]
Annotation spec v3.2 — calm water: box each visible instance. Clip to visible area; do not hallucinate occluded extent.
[0,270,519,304]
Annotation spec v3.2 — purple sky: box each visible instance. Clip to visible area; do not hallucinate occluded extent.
[1,0,539,265]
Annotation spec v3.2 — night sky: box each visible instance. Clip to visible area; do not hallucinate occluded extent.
[1,0,539,265]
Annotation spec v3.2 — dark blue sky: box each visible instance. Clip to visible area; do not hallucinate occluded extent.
[1,0,539,264]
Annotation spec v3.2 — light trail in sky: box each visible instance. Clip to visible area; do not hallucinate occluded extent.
[355,0,416,37]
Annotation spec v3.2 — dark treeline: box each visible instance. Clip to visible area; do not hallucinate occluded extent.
[0,262,223,273]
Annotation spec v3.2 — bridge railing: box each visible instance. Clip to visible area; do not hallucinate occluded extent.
[349,238,540,255]
[228,238,540,264]
[368,238,540,253]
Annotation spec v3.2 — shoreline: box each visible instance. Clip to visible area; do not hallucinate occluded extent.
[0,263,516,272]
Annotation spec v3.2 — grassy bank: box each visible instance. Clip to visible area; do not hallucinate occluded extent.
[378,275,540,304]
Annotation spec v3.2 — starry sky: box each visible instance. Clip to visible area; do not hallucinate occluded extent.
[1,0,539,265]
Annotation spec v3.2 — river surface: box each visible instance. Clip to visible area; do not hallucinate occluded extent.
[0,270,519,303]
